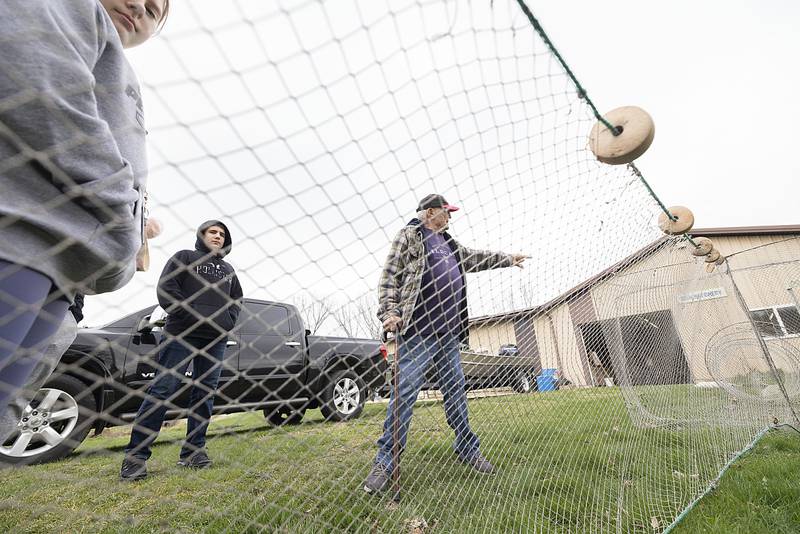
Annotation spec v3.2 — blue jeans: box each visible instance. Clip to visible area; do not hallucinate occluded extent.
[375,330,480,471]
[0,261,69,418]
[125,335,226,460]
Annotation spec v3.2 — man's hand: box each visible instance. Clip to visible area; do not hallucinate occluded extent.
[382,315,403,333]
[511,254,530,269]
[145,217,163,239]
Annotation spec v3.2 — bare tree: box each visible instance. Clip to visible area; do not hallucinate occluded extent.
[353,293,382,339]
[331,294,381,339]
[331,302,359,338]
[293,293,332,334]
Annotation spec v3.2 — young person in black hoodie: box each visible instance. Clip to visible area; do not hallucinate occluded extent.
[121,220,243,481]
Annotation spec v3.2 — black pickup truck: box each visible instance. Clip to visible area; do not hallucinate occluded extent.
[0,299,387,465]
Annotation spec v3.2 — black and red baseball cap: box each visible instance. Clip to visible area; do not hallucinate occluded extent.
[417,193,459,212]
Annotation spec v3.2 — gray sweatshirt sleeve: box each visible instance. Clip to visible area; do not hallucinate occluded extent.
[0,0,139,224]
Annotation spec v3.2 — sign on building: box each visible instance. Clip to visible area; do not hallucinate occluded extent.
[677,287,727,304]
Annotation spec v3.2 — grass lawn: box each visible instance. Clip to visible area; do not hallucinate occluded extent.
[671,426,800,534]
[0,388,798,533]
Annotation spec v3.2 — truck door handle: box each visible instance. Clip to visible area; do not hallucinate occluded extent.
[285,341,301,347]
[227,340,238,347]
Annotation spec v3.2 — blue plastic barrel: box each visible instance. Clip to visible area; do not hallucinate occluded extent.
[537,368,557,392]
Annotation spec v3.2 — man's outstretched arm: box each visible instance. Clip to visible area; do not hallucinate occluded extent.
[457,240,528,273]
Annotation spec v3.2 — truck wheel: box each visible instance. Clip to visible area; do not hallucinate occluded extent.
[320,370,366,422]
[264,406,305,427]
[512,370,533,394]
[0,375,95,465]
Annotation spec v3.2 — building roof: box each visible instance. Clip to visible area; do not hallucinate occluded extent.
[691,224,800,236]
[469,224,799,326]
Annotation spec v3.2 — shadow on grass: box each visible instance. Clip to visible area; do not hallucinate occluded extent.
[75,403,389,458]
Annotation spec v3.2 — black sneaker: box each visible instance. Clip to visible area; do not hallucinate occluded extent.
[177,449,212,469]
[459,452,495,474]
[363,463,390,494]
[120,456,147,481]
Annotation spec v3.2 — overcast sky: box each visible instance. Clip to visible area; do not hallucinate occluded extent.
[84,0,799,329]
[530,0,799,228]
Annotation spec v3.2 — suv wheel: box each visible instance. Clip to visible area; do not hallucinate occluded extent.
[320,370,366,422]
[0,375,95,465]
[512,370,533,394]
[264,405,306,427]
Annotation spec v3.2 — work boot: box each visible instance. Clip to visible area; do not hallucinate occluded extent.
[120,456,147,481]
[363,463,390,494]
[177,449,212,469]
[459,452,495,474]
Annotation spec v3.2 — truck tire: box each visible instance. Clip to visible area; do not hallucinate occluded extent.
[512,370,533,394]
[320,369,366,422]
[264,405,305,427]
[0,374,95,465]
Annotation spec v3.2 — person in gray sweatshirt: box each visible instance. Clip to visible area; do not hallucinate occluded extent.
[0,0,169,422]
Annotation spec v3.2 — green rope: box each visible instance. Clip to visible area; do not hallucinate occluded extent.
[627,163,678,222]
[512,2,683,220]
[513,0,619,136]
[773,423,800,435]
[664,424,800,532]
[629,165,702,252]
[513,0,712,252]
[663,426,770,533]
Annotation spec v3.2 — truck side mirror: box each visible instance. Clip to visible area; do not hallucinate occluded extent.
[137,307,168,333]
[137,316,153,333]
[305,329,311,337]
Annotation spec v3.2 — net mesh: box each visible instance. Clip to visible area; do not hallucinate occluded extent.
[1,0,798,532]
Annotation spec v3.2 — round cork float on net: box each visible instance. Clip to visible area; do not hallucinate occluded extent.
[588,106,655,165]
[658,206,694,235]
[705,249,721,263]
[691,237,713,256]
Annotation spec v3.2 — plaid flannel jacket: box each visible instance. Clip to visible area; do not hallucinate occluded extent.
[377,219,514,340]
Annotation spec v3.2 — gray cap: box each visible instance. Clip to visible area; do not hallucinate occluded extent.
[417,194,459,212]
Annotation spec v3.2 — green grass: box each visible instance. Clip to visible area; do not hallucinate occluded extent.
[671,427,800,534]
[0,388,798,533]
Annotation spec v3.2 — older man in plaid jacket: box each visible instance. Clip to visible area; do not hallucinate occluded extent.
[364,194,527,494]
